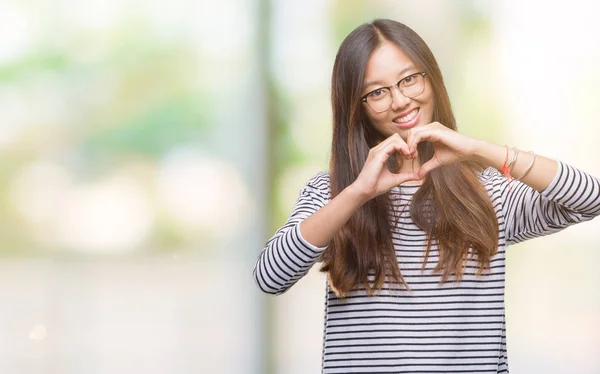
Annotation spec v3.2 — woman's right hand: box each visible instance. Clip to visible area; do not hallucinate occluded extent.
[350,133,422,201]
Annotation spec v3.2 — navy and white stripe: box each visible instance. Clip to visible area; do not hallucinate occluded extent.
[253,161,600,373]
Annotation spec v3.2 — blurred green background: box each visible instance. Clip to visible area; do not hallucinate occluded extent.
[0,0,599,373]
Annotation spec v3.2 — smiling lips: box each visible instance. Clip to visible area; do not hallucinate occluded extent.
[392,108,420,129]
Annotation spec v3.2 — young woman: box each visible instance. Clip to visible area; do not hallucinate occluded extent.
[253,19,600,373]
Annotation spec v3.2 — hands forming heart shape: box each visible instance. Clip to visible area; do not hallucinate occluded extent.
[352,122,478,200]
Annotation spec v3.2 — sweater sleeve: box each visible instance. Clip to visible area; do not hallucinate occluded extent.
[492,161,600,245]
[253,172,331,295]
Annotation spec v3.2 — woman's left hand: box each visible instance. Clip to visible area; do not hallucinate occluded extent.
[406,122,478,178]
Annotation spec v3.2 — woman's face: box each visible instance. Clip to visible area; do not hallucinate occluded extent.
[361,41,434,142]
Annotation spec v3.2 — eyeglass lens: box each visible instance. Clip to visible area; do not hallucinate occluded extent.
[366,74,425,113]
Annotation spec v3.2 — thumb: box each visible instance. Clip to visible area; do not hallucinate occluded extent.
[417,159,441,179]
[394,171,421,186]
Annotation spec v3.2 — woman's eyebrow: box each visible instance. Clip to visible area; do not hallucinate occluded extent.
[363,66,416,91]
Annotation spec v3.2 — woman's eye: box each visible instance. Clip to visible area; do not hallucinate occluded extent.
[404,76,413,84]
[369,89,384,98]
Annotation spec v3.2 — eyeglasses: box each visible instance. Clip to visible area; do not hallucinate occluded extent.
[360,72,427,113]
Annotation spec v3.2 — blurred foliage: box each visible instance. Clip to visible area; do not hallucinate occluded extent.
[0,9,215,255]
[0,50,69,82]
[82,93,208,159]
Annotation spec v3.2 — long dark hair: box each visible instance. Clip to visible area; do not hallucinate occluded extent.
[319,19,499,297]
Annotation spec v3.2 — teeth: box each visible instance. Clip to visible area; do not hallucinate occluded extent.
[394,108,418,123]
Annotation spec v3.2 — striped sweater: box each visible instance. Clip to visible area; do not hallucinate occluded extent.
[253,161,600,373]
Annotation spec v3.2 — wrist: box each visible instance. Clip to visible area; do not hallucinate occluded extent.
[471,140,510,170]
[469,139,487,164]
[345,183,370,206]
[470,139,500,168]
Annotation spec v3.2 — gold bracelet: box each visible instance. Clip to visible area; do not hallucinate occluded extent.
[514,151,536,180]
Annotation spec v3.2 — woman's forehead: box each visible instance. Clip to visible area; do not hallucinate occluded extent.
[363,42,417,88]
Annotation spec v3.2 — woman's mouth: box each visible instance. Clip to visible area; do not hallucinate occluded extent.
[392,108,420,129]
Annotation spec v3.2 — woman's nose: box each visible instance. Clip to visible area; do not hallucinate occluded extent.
[390,86,411,111]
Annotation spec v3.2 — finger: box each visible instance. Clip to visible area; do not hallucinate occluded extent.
[406,128,421,155]
[409,143,419,159]
[371,133,400,154]
[373,134,410,157]
[405,130,414,157]
[380,141,408,160]
[389,137,412,157]
[383,133,413,156]
[408,128,439,155]
[417,158,442,179]
[369,142,402,167]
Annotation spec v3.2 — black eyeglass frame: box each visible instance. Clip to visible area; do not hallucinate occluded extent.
[360,72,427,112]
